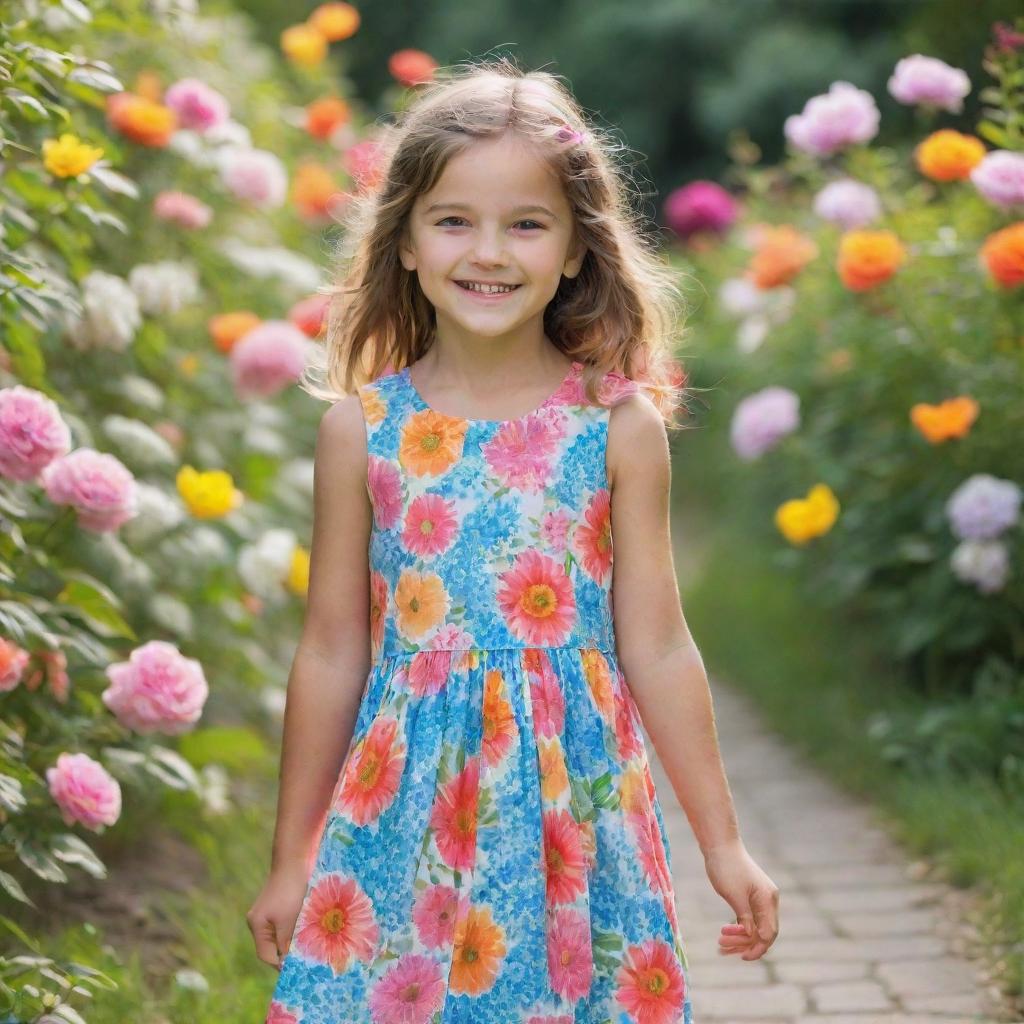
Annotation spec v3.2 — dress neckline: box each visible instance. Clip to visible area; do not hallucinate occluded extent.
[402,359,582,425]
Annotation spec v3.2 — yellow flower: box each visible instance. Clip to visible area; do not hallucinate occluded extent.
[774,483,840,546]
[281,23,328,66]
[179,353,201,378]
[286,546,310,597]
[176,465,243,519]
[42,133,105,178]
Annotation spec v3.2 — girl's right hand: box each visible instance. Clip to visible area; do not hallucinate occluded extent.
[246,864,311,970]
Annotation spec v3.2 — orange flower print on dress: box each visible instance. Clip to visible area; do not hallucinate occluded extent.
[293,872,379,974]
[582,647,615,724]
[399,409,466,476]
[497,549,576,645]
[537,736,570,801]
[481,668,517,768]
[450,903,507,995]
[615,938,688,1024]
[430,755,480,871]
[394,569,449,639]
[334,715,405,825]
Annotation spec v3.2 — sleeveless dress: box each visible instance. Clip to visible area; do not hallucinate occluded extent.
[265,359,695,1024]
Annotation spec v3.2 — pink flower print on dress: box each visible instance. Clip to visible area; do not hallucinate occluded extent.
[368,455,403,529]
[404,649,453,697]
[293,872,379,973]
[412,883,463,949]
[430,755,480,871]
[546,906,593,1000]
[542,808,588,904]
[401,492,458,555]
[528,653,567,738]
[573,488,613,584]
[539,507,572,552]
[614,938,687,1024]
[482,413,565,493]
[334,715,406,825]
[368,952,447,1024]
[497,549,576,645]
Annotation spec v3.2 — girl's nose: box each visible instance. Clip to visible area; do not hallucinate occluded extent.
[470,231,508,264]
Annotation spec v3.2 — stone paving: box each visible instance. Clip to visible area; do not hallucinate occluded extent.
[645,679,1018,1024]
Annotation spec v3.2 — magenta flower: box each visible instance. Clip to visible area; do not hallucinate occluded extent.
[46,751,122,831]
[970,151,1024,209]
[0,385,72,482]
[164,77,230,134]
[219,147,288,208]
[153,190,213,229]
[813,179,882,229]
[102,639,209,735]
[230,321,309,400]
[39,447,138,532]
[887,54,971,113]
[730,386,801,460]
[784,81,880,157]
[663,181,738,238]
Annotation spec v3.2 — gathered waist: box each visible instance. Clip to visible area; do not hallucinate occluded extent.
[372,644,618,667]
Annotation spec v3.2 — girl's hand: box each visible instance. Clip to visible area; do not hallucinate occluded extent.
[703,837,780,961]
[246,863,311,970]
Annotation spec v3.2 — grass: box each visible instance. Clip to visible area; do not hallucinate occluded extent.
[678,494,1024,1009]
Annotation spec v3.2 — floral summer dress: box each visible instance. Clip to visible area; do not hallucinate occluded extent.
[265,359,695,1024]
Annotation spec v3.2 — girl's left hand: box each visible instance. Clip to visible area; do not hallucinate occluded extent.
[702,837,780,960]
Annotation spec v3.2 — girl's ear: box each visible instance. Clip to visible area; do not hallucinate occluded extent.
[399,231,416,272]
[563,235,587,279]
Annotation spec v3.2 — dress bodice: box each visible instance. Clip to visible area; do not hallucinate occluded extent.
[356,360,640,663]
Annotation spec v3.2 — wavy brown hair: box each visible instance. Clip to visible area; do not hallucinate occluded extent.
[301,54,693,428]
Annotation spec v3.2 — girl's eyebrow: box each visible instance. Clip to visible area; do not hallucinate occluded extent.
[424,201,559,219]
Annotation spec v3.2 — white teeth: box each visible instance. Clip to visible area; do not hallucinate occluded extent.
[458,281,518,294]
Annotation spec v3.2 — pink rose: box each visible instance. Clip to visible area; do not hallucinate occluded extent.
[39,448,138,532]
[342,139,384,190]
[663,180,738,238]
[813,179,882,229]
[887,54,971,113]
[230,321,309,400]
[46,751,122,831]
[730,386,801,460]
[0,385,72,482]
[153,190,214,229]
[102,639,209,735]
[970,150,1024,209]
[219,147,288,208]
[0,637,31,693]
[164,77,230,133]
[784,81,880,157]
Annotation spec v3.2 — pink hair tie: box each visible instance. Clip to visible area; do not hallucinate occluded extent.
[554,123,586,146]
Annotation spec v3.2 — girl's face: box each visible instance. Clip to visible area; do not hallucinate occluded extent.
[399,132,586,347]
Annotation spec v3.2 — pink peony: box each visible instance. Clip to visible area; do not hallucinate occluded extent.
[39,447,138,532]
[102,639,209,734]
[730,386,801,460]
[46,751,122,831]
[0,637,31,692]
[341,139,384,190]
[164,78,230,134]
[813,179,882,229]
[219,147,288,208]
[970,150,1024,209]
[784,81,880,157]
[0,385,72,482]
[230,321,309,400]
[887,54,971,113]
[153,190,213,229]
[663,181,738,238]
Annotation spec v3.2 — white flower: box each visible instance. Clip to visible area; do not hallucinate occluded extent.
[128,260,201,317]
[117,375,165,411]
[280,458,315,497]
[198,764,232,815]
[102,415,177,469]
[261,685,287,722]
[64,271,142,351]
[173,967,210,992]
[121,483,185,546]
[238,528,298,599]
[219,240,323,293]
[736,316,770,354]
[950,539,1010,594]
[205,119,252,148]
[718,278,769,319]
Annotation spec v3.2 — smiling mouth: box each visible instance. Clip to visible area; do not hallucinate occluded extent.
[453,281,522,295]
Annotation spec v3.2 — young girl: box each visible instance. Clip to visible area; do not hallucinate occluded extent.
[250,56,779,1024]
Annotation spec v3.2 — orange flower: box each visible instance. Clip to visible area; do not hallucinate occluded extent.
[745,224,818,288]
[308,1,360,40]
[291,160,347,222]
[133,70,163,102]
[208,311,260,353]
[914,129,986,181]
[106,92,176,147]
[281,23,328,67]
[980,222,1024,288]
[450,903,507,996]
[305,96,351,139]
[837,229,906,291]
[393,569,449,639]
[399,410,466,476]
[910,397,979,443]
[388,48,438,87]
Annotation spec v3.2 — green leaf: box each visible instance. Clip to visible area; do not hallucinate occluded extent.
[0,869,35,907]
[144,746,200,792]
[56,574,136,640]
[16,838,68,883]
[1,318,48,389]
[50,833,107,879]
[88,164,139,199]
[0,773,26,813]
[976,120,1011,148]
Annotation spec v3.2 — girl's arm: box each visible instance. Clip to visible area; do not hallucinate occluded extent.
[268,395,373,874]
[607,393,779,957]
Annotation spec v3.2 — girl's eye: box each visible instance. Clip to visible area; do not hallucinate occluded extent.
[436,217,544,230]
